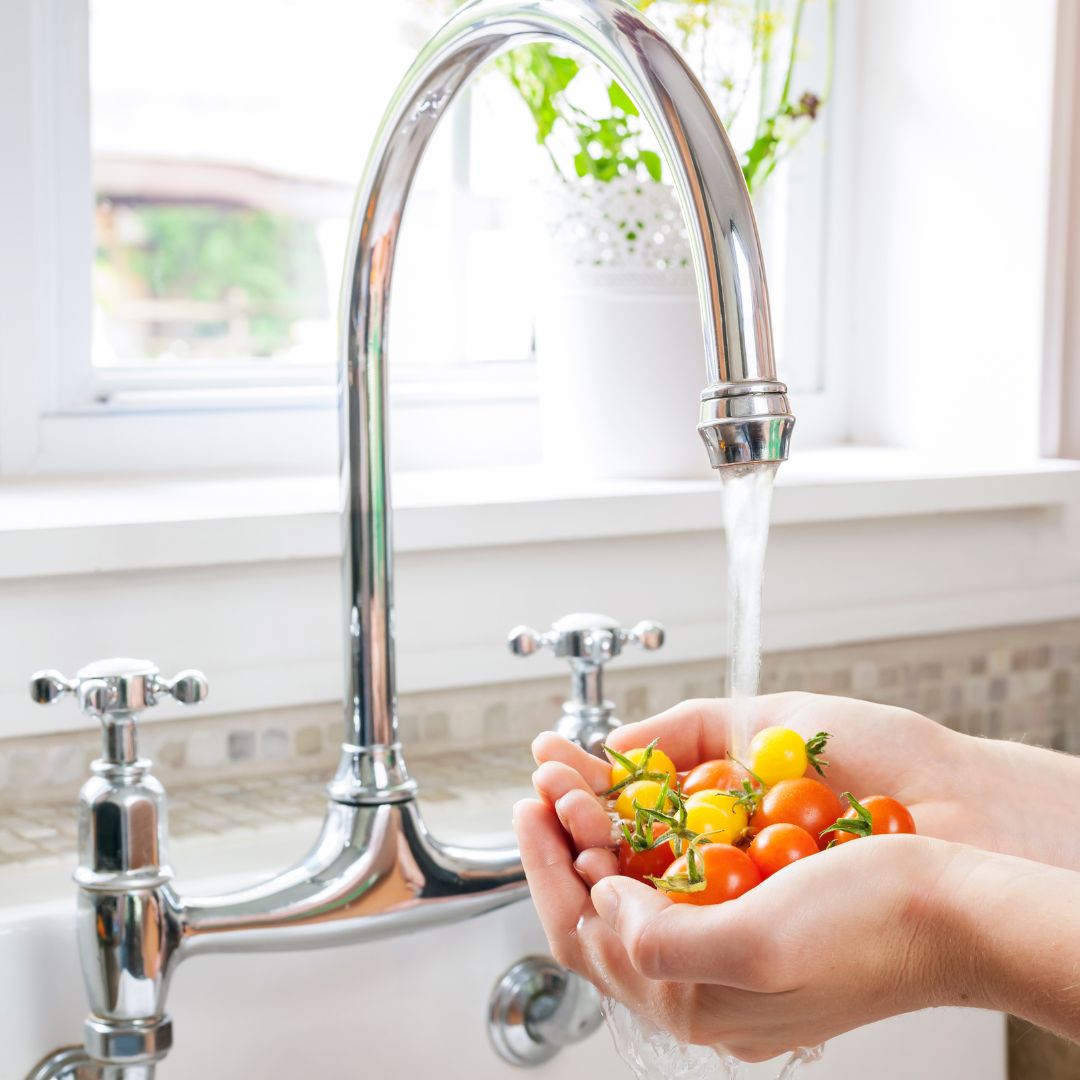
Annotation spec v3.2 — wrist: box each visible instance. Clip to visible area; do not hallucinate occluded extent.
[927,843,1080,1023]
[918,842,1001,1012]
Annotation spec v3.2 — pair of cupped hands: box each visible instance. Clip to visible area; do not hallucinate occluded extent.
[512,692,1080,1061]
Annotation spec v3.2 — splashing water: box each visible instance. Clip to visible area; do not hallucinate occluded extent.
[599,463,825,1079]
[603,997,823,1080]
[602,997,746,1080]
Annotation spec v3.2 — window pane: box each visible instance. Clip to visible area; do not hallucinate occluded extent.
[88,0,829,393]
[89,0,529,370]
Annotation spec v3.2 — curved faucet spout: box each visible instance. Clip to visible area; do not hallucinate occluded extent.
[338,0,794,778]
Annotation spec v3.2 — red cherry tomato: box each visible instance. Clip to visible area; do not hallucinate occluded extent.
[747,823,819,878]
[758,778,843,849]
[830,795,916,845]
[618,822,678,884]
[661,844,761,905]
[682,758,754,797]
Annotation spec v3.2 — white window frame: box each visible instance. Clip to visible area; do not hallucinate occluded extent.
[0,0,850,479]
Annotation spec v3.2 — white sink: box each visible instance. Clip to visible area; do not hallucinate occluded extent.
[0,819,1007,1079]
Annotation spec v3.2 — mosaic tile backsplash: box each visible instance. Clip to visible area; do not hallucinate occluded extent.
[2,617,1079,810]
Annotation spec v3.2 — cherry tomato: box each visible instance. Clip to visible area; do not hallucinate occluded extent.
[615,779,676,822]
[830,795,917,845]
[609,746,677,788]
[748,823,818,878]
[661,844,761,905]
[682,758,753,796]
[618,822,677,885]
[747,726,808,786]
[683,789,748,844]
[758,777,842,848]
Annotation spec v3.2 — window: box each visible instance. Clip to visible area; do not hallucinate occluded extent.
[87,0,537,386]
[0,0,844,477]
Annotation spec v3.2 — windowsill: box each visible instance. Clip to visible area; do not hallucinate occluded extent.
[0,446,1076,580]
[2,444,1079,739]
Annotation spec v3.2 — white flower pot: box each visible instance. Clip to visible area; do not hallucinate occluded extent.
[535,269,712,480]
[534,178,712,480]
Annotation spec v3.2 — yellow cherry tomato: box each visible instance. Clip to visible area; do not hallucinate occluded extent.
[615,779,676,822]
[682,789,748,844]
[609,745,677,788]
[747,726,808,787]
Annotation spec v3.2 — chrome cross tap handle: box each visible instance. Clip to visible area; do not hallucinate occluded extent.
[508,614,665,754]
[26,659,208,1076]
[30,658,209,766]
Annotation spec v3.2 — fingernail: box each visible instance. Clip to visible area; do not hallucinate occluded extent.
[591,877,620,922]
[511,798,532,825]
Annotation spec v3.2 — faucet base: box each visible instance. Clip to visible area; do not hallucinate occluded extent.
[83,1016,171,1068]
[327,742,417,804]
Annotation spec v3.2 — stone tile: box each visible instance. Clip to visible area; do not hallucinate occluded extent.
[260,729,290,761]
[296,725,324,757]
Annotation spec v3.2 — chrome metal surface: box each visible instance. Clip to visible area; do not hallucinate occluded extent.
[177,800,523,955]
[488,956,603,1067]
[698,387,795,468]
[29,0,794,1072]
[31,661,523,1072]
[30,659,208,766]
[509,613,664,754]
[24,1048,153,1080]
[25,1047,102,1080]
[342,0,792,774]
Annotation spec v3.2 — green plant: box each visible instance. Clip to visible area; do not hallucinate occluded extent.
[95,203,327,356]
[475,0,835,195]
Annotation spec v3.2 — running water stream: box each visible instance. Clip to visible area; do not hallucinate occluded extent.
[602,463,822,1080]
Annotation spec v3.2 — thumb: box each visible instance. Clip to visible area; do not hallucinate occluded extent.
[591,876,684,980]
[591,876,756,985]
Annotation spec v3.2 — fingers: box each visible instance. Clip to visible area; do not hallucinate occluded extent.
[532,731,612,792]
[532,761,615,849]
[532,759,599,804]
[557,788,617,852]
[513,798,593,970]
[574,846,619,887]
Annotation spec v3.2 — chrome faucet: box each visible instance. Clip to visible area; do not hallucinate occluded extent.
[25,0,791,1075]
[509,613,666,755]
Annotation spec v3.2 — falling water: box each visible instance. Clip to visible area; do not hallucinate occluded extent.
[601,463,824,1080]
[720,463,778,760]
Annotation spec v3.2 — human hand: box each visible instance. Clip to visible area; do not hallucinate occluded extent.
[514,692,1080,1058]
[513,792,970,1060]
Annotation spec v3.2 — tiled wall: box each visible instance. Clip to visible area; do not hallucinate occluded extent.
[2,617,1078,809]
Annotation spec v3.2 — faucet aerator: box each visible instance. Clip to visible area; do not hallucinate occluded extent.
[698,384,795,468]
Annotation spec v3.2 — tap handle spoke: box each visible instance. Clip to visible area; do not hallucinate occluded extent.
[152,669,210,706]
[624,619,666,651]
[29,670,79,705]
[508,613,665,665]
